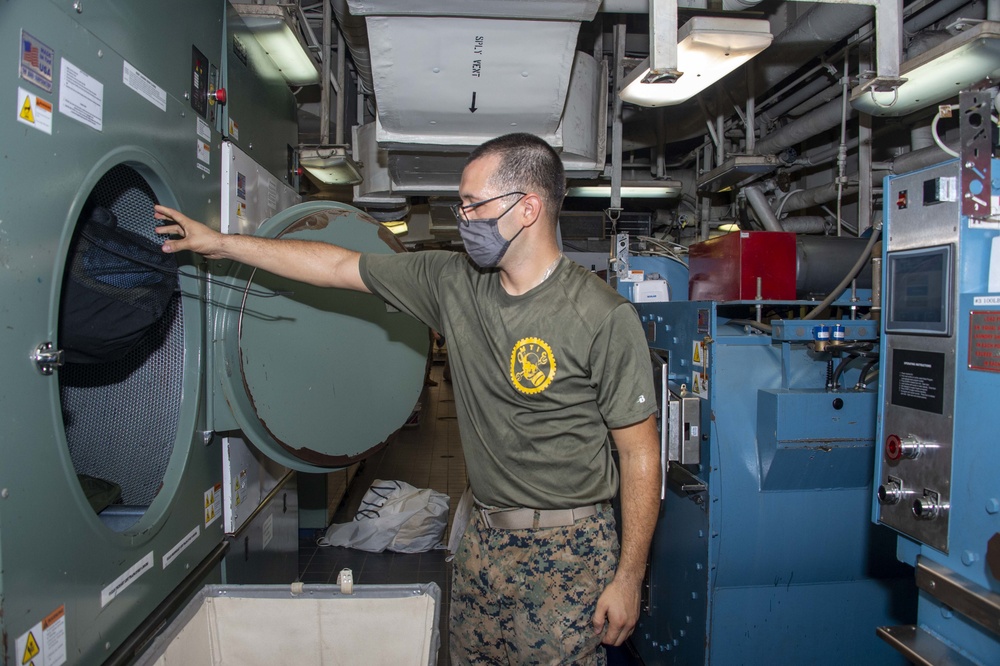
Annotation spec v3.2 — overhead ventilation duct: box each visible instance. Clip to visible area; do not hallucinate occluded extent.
[347,0,606,201]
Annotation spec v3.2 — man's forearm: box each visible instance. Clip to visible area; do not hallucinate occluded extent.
[154,205,368,292]
[614,416,660,587]
[217,233,367,291]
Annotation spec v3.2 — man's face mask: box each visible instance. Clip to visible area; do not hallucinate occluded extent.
[452,192,526,268]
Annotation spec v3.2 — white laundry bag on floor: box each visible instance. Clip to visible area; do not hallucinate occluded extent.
[318,480,450,553]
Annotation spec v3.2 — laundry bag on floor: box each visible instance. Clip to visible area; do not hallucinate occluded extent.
[319,480,449,553]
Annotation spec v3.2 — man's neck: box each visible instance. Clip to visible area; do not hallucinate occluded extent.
[499,244,562,296]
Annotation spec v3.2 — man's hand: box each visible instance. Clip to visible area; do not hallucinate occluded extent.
[153,205,226,258]
[593,577,641,646]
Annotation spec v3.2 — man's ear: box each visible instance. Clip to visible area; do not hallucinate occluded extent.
[518,193,544,227]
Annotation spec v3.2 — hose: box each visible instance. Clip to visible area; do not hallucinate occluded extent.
[803,225,882,320]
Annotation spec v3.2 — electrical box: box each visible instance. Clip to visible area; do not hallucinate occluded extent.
[687,231,797,301]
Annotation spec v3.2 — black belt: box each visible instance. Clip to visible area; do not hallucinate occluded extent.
[476,502,604,530]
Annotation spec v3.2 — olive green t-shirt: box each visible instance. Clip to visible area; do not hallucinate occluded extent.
[359,251,656,509]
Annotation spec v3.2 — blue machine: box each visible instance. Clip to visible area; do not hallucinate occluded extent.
[873,90,1000,665]
[629,250,915,662]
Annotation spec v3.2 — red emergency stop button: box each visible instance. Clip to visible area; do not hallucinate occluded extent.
[885,434,903,461]
[212,88,227,105]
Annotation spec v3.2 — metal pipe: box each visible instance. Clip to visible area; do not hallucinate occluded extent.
[782,182,860,213]
[879,141,959,174]
[781,216,828,233]
[336,30,346,145]
[744,185,785,232]
[320,0,332,145]
[755,96,857,156]
[331,0,374,94]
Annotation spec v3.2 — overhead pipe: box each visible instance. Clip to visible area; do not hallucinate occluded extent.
[754,96,856,156]
[744,185,785,232]
[780,216,828,233]
[624,3,875,149]
[331,0,374,94]
[780,182,859,213]
[875,141,960,175]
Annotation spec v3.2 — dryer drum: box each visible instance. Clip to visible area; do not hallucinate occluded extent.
[60,205,178,363]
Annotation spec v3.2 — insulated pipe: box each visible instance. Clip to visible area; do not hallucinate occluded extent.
[760,77,833,125]
[320,0,332,145]
[622,3,874,150]
[755,97,856,156]
[332,0,374,94]
[744,185,785,232]
[781,182,860,213]
[879,142,960,175]
[781,216,828,234]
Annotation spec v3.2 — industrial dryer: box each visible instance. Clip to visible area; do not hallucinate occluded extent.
[0,2,428,664]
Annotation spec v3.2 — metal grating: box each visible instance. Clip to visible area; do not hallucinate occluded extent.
[59,164,184,509]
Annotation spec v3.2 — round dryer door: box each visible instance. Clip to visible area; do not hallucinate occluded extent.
[213,201,429,472]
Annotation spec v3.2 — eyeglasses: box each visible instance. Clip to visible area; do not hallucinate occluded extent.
[450,191,526,226]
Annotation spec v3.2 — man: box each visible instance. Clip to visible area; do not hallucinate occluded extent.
[156,133,660,664]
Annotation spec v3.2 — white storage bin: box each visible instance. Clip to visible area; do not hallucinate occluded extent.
[137,582,441,665]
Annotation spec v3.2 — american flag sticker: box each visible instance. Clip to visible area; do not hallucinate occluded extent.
[20,30,54,93]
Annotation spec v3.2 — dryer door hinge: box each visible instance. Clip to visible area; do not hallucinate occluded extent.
[33,342,64,375]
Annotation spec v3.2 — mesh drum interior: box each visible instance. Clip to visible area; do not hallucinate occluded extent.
[59,165,183,510]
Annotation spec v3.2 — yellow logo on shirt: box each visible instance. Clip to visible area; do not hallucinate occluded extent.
[510,337,556,394]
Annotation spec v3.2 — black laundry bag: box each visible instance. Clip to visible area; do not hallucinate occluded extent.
[60,206,178,363]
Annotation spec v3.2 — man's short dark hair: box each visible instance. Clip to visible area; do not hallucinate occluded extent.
[467,133,566,218]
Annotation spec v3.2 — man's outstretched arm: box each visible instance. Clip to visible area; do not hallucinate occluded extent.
[154,205,369,292]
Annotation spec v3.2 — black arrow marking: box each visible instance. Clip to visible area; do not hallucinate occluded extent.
[469,92,478,113]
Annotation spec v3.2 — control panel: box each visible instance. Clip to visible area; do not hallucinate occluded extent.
[876,160,960,553]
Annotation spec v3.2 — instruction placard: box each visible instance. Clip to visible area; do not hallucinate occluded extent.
[123,61,166,111]
[101,552,154,607]
[59,59,103,131]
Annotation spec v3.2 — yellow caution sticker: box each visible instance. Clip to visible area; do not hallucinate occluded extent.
[15,605,66,666]
[16,87,52,135]
[21,632,39,664]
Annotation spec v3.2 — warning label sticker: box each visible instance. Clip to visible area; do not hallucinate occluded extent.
[17,87,53,135]
[205,483,222,527]
[15,605,67,666]
[123,61,166,111]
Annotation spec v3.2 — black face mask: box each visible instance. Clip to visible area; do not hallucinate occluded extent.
[456,194,525,268]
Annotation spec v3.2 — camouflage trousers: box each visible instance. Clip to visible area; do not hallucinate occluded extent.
[450,503,619,665]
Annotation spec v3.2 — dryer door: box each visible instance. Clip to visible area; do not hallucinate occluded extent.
[212,201,429,472]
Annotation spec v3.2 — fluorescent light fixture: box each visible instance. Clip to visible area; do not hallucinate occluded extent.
[566,180,683,198]
[718,223,741,233]
[299,146,363,185]
[620,17,772,108]
[852,21,1000,117]
[233,4,319,86]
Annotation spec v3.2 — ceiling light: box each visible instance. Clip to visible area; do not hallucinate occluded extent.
[620,17,772,108]
[299,146,363,185]
[852,21,1000,116]
[233,4,319,86]
[566,180,683,198]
